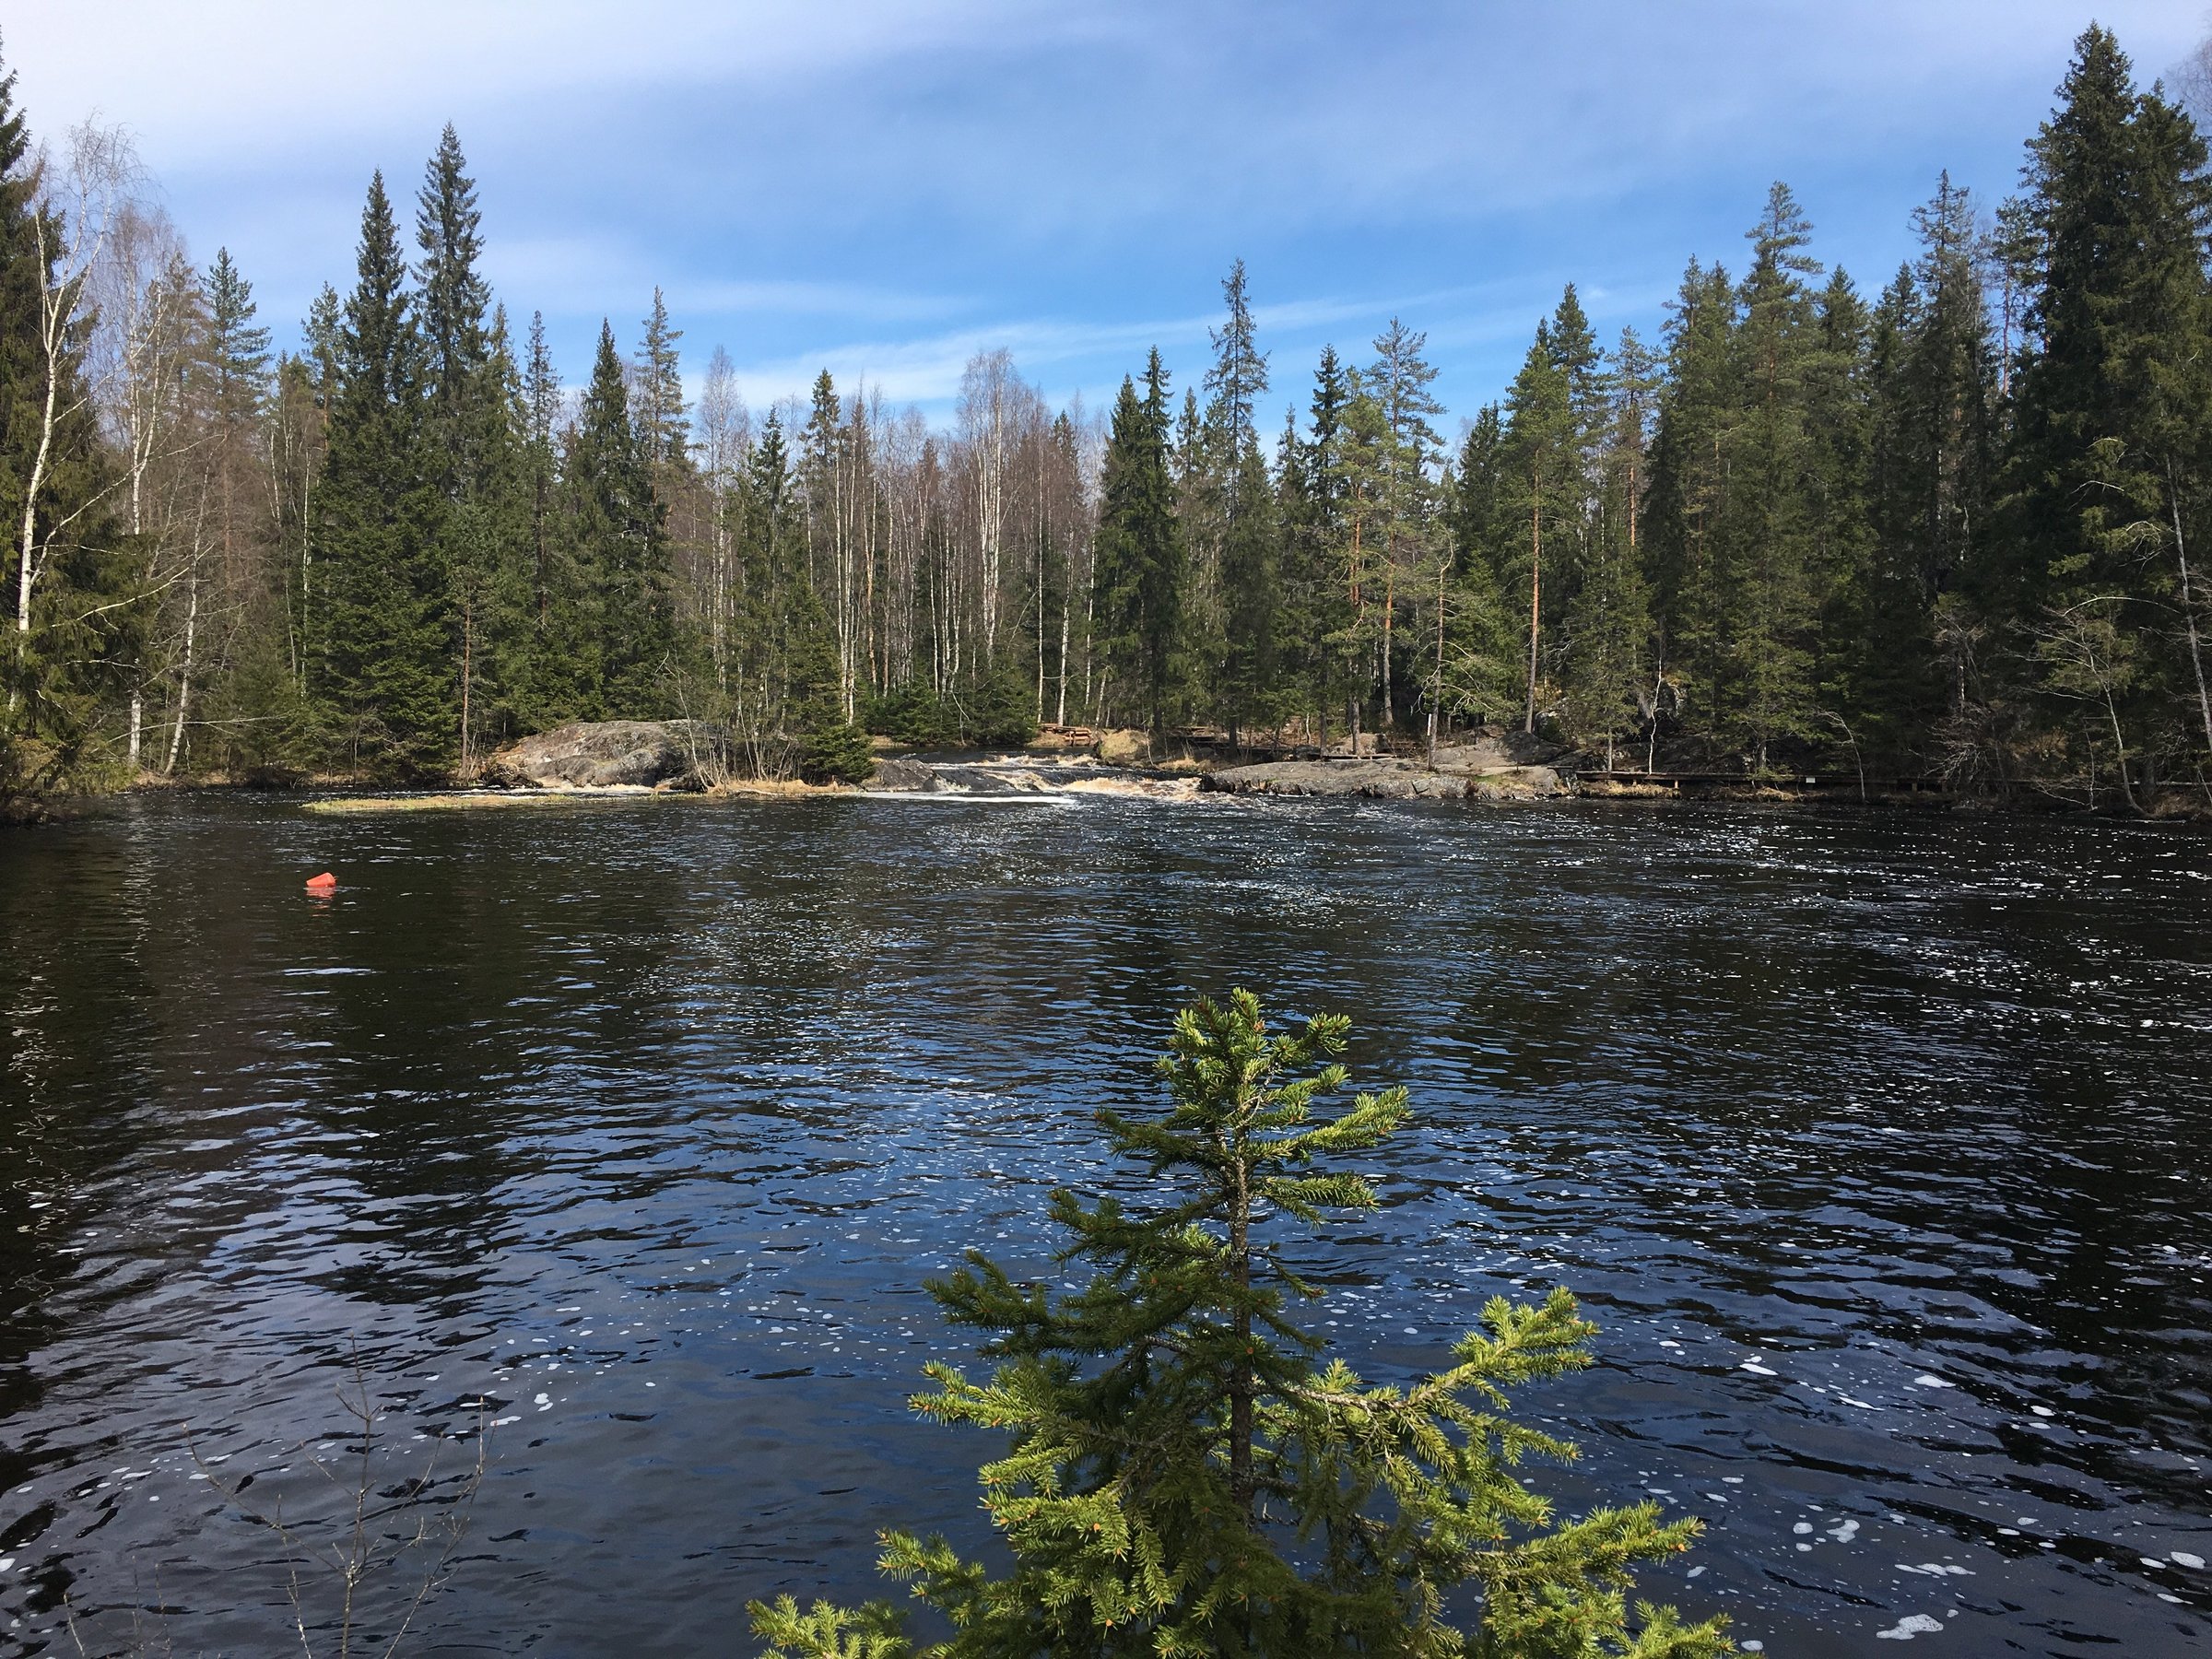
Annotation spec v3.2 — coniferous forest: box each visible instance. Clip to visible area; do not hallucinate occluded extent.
[5,24,2212,808]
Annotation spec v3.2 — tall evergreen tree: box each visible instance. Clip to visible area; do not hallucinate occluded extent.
[1283,349,1352,741]
[1216,437,1280,745]
[1849,174,1994,768]
[1500,313,1576,734]
[1723,183,1825,770]
[569,318,673,716]
[194,246,302,774]
[1206,261,1278,740]
[1204,257,1269,475]
[1367,318,1446,734]
[2005,25,2212,799]
[1560,329,1659,763]
[414,126,521,768]
[1094,353,1184,738]
[315,171,451,777]
[634,286,689,468]
[1645,259,1739,758]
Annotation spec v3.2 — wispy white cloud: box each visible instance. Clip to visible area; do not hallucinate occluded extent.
[12,1,2202,420]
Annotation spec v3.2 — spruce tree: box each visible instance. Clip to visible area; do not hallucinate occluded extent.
[196,248,304,773]
[1206,262,1278,743]
[2004,25,2212,794]
[1560,330,1660,765]
[1285,349,1352,742]
[1205,259,1269,465]
[1851,184,1983,770]
[635,286,689,468]
[1724,184,1825,771]
[1644,260,1740,759]
[414,126,522,766]
[1499,315,1575,735]
[1438,406,1521,731]
[1217,437,1280,745]
[1093,353,1183,737]
[568,319,673,716]
[750,993,1731,1659]
[314,171,452,778]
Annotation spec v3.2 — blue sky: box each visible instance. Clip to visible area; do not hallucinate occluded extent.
[11,1,2205,431]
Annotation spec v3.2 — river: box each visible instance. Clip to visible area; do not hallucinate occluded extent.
[2,791,2208,1655]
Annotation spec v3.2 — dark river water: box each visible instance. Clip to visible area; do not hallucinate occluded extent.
[3,791,2210,1656]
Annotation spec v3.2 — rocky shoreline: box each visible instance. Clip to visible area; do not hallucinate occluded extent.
[46,718,2206,822]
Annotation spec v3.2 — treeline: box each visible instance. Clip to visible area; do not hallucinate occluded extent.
[5,25,2209,806]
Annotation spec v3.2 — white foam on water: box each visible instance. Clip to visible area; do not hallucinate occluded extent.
[1913,1374,1954,1389]
[1740,1360,1778,1376]
[2171,1551,2206,1569]
[1875,1613,1945,1641]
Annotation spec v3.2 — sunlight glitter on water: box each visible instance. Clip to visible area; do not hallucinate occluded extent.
[1,794,2208,1656]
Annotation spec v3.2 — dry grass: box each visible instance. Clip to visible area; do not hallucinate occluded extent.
[702,778,851,798]
[301,791,614,815]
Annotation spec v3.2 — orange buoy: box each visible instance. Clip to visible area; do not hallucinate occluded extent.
[305,871,338,893]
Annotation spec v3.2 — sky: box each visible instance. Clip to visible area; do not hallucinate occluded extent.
[7,1,2206,432]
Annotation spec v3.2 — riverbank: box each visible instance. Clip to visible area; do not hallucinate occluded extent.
[15,714,2210,822]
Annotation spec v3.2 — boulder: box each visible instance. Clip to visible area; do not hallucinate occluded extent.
[1204,759,1467,799]
[481,720,725,790]
[865,758,940,793]
[1467,765,1567,800]
[1204,756,1570,801]
[1095,728,1152,765]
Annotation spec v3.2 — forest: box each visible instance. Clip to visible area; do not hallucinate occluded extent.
[3,24,2210,809]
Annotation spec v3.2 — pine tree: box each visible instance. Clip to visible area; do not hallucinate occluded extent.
[1367,319,1446,735]
[1499,312,1576,734]
[315,171,452,778]
[749,993,1732,1659]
